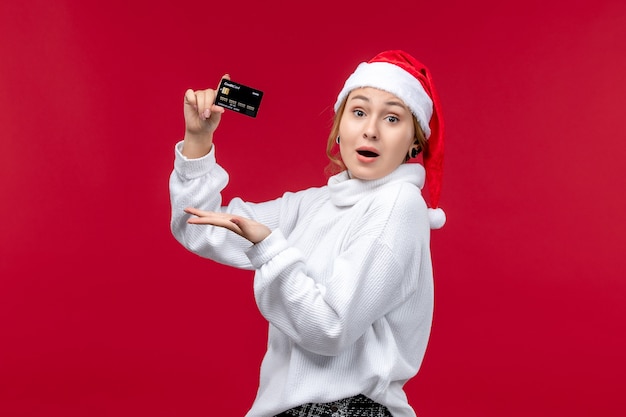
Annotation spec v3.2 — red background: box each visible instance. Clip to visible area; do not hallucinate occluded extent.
[1,0,625,416]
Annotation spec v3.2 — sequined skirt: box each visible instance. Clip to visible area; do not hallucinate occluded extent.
[274,394,393,417]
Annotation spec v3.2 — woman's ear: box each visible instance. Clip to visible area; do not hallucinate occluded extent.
[410,141,422,159]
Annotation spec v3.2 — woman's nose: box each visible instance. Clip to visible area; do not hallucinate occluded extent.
[363,120,379,140]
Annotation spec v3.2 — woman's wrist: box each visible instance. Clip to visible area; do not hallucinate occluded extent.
[182,132,213,159]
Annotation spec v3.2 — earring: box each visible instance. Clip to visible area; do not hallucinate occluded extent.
[410,148,418,158]
[336,136,340,144]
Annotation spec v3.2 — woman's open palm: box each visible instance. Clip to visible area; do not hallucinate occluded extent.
[184,207,271,244]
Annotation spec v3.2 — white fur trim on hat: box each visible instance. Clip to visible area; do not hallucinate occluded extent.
[334,61,434,138]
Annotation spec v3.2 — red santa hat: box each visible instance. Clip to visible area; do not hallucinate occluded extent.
[334,50,446,229]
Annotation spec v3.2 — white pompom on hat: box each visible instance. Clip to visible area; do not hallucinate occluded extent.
[334,50,446,229]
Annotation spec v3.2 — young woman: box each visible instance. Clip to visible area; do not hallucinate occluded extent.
[169,50,446,417]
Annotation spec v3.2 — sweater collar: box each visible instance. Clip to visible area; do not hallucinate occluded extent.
[327,164,425,207]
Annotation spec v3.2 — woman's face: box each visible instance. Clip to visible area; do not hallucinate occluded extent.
[338,87,416,180]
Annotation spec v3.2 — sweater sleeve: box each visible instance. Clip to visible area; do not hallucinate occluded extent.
[247,183,431,356]
[169,141,284,269]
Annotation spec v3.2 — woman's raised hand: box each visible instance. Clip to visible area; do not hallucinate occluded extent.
[184,208,272,244]
[181,74,230,158]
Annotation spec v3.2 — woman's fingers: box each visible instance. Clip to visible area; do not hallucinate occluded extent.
[184,88,197,108]
[184,208,271,244]
[185,209,240,231]
[196,89,213,119]
[185,208,226,223]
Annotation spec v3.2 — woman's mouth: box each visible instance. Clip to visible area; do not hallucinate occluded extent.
[356,149,379,163]
[357,149,379,158]
[357,150,378,158]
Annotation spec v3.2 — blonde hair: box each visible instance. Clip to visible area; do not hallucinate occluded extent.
[324,98,428,177]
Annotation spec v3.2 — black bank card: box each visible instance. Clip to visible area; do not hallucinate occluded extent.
[215,79,263,118]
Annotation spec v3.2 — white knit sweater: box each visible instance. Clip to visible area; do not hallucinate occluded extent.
[169,141,434,417]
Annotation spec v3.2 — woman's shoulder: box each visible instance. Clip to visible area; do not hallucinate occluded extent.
[377,181,427,220]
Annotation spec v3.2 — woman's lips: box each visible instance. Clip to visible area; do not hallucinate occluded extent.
[356,148,379,163]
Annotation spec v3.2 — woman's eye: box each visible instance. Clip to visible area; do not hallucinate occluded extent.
[353,109,365,117]
[386,115,398,123]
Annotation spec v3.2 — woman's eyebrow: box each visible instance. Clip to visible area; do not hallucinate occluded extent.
[349,95,370,102]
[385,100,407,109]
[349,95,407,110]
